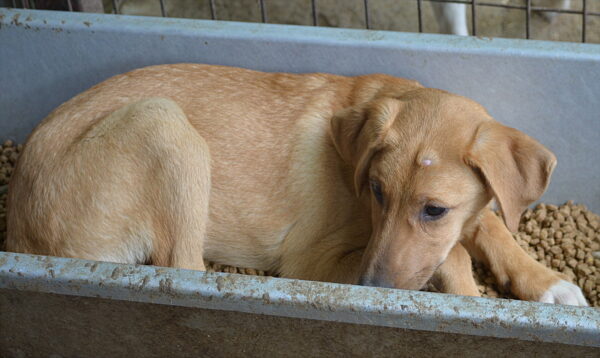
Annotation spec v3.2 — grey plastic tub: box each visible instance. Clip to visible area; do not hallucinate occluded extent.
[0,8,599,357]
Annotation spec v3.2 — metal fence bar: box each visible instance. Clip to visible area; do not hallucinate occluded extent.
[259,0,267,23]
[531,6,597,16]
[9,0,600,19]
[582,0,587,43]
[7,0,600,42]
[423,0,600,16]
[363,0,370,29]
[526,0,530,39]
[471,0,476,36]
[417,0,423,33]
[576,9,599,16]
[209,0,217,20]
[427,0,519,7]
[159,0,167,17]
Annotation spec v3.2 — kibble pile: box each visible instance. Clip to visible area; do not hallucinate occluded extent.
[500,202,599,305]
[0,140,598,306]
[0,140,22,249]
[204,262,268,277]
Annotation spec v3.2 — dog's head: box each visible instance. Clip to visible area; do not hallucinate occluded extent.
[330,88,556,290]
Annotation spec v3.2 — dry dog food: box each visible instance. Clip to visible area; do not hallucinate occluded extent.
[0,140,598,306]
[499,202,599,306]
[0,140,21,244]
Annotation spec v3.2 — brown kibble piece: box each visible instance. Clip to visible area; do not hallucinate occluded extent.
[562,224,573,233]
[535,210,546,222]
[568,258,578,269]
[8,152,18,164]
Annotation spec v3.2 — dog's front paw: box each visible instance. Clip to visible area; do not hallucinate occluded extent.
[539,280,588,306]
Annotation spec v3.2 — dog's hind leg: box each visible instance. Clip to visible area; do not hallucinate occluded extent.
[8,98,210,271]
[123,98,211,271]
[93,98,211,271]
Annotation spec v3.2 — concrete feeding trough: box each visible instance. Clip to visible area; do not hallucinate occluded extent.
[0,8,599,357]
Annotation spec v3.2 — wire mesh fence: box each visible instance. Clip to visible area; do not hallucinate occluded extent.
[6,0,600,43]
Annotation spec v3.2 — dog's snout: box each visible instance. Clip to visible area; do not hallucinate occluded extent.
[358,275,394,289]
[357,275,371,286]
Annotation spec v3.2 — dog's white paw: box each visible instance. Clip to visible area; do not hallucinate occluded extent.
[539,280,588,306]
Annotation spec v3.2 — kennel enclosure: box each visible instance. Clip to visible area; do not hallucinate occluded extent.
[1,7,600,357]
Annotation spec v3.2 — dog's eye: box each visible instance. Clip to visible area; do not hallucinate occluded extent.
[370,179,384,205]
[422,205,448,221]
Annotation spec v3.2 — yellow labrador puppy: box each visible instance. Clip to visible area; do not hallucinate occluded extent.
[6,64,587,305]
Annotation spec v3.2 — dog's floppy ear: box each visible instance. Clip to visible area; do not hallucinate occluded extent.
[330,98,403,196]
[465,121,557,232]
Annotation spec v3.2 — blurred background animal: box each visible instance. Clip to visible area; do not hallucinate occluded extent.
[432,0,572,36]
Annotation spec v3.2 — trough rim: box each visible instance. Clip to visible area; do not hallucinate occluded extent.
[1,252,599,347]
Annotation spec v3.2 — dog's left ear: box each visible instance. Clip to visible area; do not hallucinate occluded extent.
[465,121,557,232]
[330,98,403,197]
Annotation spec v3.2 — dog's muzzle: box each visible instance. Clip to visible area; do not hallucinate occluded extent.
[357,275,395,289]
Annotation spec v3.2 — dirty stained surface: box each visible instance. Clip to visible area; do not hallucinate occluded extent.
[1,289,598,358]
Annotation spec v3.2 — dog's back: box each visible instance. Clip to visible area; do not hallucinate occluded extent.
[6,64,418,270]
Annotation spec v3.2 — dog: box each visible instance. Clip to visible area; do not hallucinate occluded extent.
[6,64,587,305]
[434,0,572,36]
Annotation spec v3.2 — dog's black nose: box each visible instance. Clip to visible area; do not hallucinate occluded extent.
[357,276,371,286]
[358,275,394,288]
